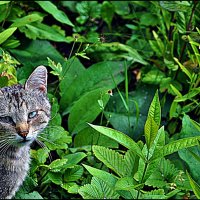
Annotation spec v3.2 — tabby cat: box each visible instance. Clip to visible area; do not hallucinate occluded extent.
[0,66,51,199]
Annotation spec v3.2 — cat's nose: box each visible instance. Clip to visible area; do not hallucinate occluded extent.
[16,122,29,139]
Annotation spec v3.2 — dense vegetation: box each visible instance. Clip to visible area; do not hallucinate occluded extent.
[0,1,200,199]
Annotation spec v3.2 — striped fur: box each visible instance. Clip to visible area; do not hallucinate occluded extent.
[0,66,51,199]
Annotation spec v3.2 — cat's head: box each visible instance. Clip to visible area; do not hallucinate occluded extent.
[0,66,51,147]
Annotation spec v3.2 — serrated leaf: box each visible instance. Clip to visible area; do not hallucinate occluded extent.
[148,90,161,126]
[36,1,74,27]
[48,172,63,185]
[49,158,68,170]
[83,164,117,188]
[79,177,120,199]
[151,136,200,161]
[92,145,126,177]
[89,124,144,160]
[115,177,138,191]
[64,166,83,182]
[144,116,159,149]
[0,27,17,45]
[186,171,200,199]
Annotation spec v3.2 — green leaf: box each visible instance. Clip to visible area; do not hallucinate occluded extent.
[68,88,110,133]
[10,13,44,28]
[159,1,191,12]
[83,164,118,188]
[0,1,10,5]
[92,145,127,177]
[186,171,200,199]
[11,40,64,80]
[101,2,114,29]
[89,124,144,160]
[79,177,120,199]
[74,127,118,148]
[147,90,161,126]
[0,27,17,45]
[41,126,71,150]
[64,166,84,182]
[15,191,43,199]
[104,84,156,139]
[49,159,68,171]
[170,84,182,98]
[174,57,192,80]
[48,172,63,185]
[62,152,87,168]
[19,22,69,43]
[145,116,159,150]
[36,1,74,27]
[152,136,200,161]
[60,61,125,113]
[174,88,200,102]
[115,177,138,191]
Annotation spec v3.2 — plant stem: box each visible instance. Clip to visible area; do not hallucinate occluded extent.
[136,162,148,199]
[174,1,198,80]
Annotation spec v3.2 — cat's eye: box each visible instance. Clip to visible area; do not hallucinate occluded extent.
[0,116,15,125]
[28,111,38,119]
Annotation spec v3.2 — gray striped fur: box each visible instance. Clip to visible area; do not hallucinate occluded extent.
[0,66,51,199]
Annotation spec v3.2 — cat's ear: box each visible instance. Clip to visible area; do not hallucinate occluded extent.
[25,66,47,93]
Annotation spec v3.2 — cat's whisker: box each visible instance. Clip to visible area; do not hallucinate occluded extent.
[37,135,58,146]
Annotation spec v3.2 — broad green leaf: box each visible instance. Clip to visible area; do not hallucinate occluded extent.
[0,4,10,23]
[83,164,118,188]
[0,1,10,5]
[115,177,138,191]
[19,22,69,43]
[79,177,120,199]
[0,27,17,45]
[68,88,110,133]
[49,158,68,170]
[64,166,84,182]
[142,68,165,85]
[178,115,200,183]
[48,172,63,185]
[93,145,126,177]
[104,84,156,139]
[62,152,87,168]
[152,136,200,161]
[186,171,200,199]
[74,127,118,148]
[111,1,130,15]
[59,57,86,97]
[144,116,159,149]
[101,2,114,29]
[10,13,44,28]
[41,126,71,150]
[89,124,144,160]
[60,61,125,113]
[36,1,74,27]
[11,40,64,81]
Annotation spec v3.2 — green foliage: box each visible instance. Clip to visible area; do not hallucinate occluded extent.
[0,1,199,199]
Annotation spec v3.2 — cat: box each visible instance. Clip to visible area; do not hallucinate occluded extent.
[0,66,51,199]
